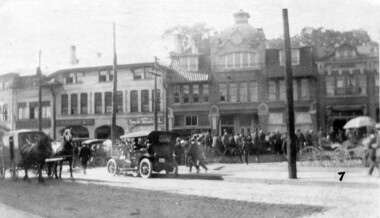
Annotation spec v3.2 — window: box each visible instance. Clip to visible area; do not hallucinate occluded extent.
[109,70,114,82]
[183,85,189,103]
[133,68,144,79]
[249,82,258,102]
[230,83,237,103]
[227,53,233,69]
[279,49,300,66]
[268,113,283,124]
[301,79,309,100]
[239,83,248,102]
[173,86,180,103]
[29,103,38,119]
[202,84,209,102]
[80,93,88,114]
[99,71,108,82]
[141,90,149,112]
[357,74,367,95]
[105,92,112,113]
[94,92,102,114]
[144,68,154,79]
[117,91,123,113]
[180,57,198,71]
[185,115,198,126]
[3,104,8,121]
[219,52,260,70]
[234,52,241,68]
[249,53,259,68]
[268,81,276,101]
[130,90,138,112]
[77,72,84,83]
[220,83,227,102]
[42,102,51,118]
[376,73,379,95]
[336,75,345,96]
[65,73,75,84]
[346,74,356,95]
[279,80,286,100]
[242,52,249,68]
[326,76,335,96]
[192,84,199,103]
[61,94,68,115]
[152,89,161,112]
[71,94,78,114]
[293,80,298,100]
[18,103,27,119]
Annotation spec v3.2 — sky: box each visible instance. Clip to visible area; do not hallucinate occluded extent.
[0,0,379,75]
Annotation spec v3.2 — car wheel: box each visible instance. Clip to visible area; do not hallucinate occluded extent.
[139,158,152,179]
[107,159,118,176]
[166,160,178,178]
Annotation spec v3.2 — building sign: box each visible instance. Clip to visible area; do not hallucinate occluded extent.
[16,119,51,129]
[127,117,164,125]
[56,119,95,127]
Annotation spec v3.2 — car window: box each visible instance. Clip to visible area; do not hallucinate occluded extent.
[159,134,172,143]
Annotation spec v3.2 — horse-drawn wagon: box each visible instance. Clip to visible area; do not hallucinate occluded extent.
[106,131,179,178]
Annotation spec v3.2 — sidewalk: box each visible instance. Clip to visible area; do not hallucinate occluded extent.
[0,202,42,218]
[178,162,380,188]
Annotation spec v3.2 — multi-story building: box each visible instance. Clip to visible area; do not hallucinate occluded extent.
[316,43,379,129]
[166,10,317,136]
[0,62,167,139]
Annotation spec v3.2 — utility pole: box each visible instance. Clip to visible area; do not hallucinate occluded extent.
[283,9,297,179]
[37,50,42,131]
[153,57,160,131]
[111,22,118,146]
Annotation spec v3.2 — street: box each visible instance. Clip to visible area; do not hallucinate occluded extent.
[0,162,379,218]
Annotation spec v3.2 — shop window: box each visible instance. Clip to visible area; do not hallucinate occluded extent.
[105,92,112,113]
[326,76,335,96]
[130,90,138,112]
[192,84,199,103]
[185,115,198,126]
[117,91,123,113]
[141,90,149,112]
[152,89,161,112]
[61,94,68,115]
[279,80,286,100]
[230,83,237,103]
[268,81,276,101]
[239,82,248,102]
[18,103,27,119]
[301,79,309,100]
[202,84,209,102]
[71,94,78,115]
[293,80,298,100]
[249,82,258,102]
[219,83,227,102]
[173,85,180,103]
[94,92,102,114]
[80,93,88,114]
[174,115,185,127]
[183,85,189,103]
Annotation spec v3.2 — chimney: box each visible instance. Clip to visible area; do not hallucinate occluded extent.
[233,9,250,24]
[70,45,79,65]
[173,33,182,54]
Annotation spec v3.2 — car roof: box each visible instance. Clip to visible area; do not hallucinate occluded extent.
[3,129,44,137]
[120,131,152,139]
[82,139,106,145]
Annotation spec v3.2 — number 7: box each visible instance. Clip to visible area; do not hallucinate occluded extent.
[338,172,345,181]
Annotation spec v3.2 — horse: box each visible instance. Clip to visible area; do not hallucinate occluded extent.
[20,134,53,183]
[50,128,74,180]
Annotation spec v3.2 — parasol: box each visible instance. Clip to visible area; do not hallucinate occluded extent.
[343,116,376,129]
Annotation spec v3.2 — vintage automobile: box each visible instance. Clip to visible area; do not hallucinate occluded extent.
[81,139,107,167]
[106,131,179,178]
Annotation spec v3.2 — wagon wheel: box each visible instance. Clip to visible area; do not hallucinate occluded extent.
[333,148,351,167]
[299,146,322,167]
[107,159,118,176]
[139,158,152,179]
[0,156,5,180]
[10,160,18,181]
[166,160,178,178]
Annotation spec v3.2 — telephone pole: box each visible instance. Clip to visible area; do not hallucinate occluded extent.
[153,57,160,131]
[37,50,42,131]
[111,22,118,146]
[283,9,297,179]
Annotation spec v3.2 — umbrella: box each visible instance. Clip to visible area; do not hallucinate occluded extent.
[343,116,376,129]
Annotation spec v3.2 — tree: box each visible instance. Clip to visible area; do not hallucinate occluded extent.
[162,23,218,54]
[267,27,377,56]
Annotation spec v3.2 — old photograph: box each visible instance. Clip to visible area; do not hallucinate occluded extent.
[0,0,379,217]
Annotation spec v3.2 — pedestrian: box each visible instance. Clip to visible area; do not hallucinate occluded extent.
[184,138,199,173]
[366,129,379,177]
[78,144,92,175]
[242,137,251,164]
[221,130,230,151]
[72,142,80,169]
[204,129,212,154]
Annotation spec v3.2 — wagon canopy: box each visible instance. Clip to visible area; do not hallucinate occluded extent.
[343,116,376,129]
